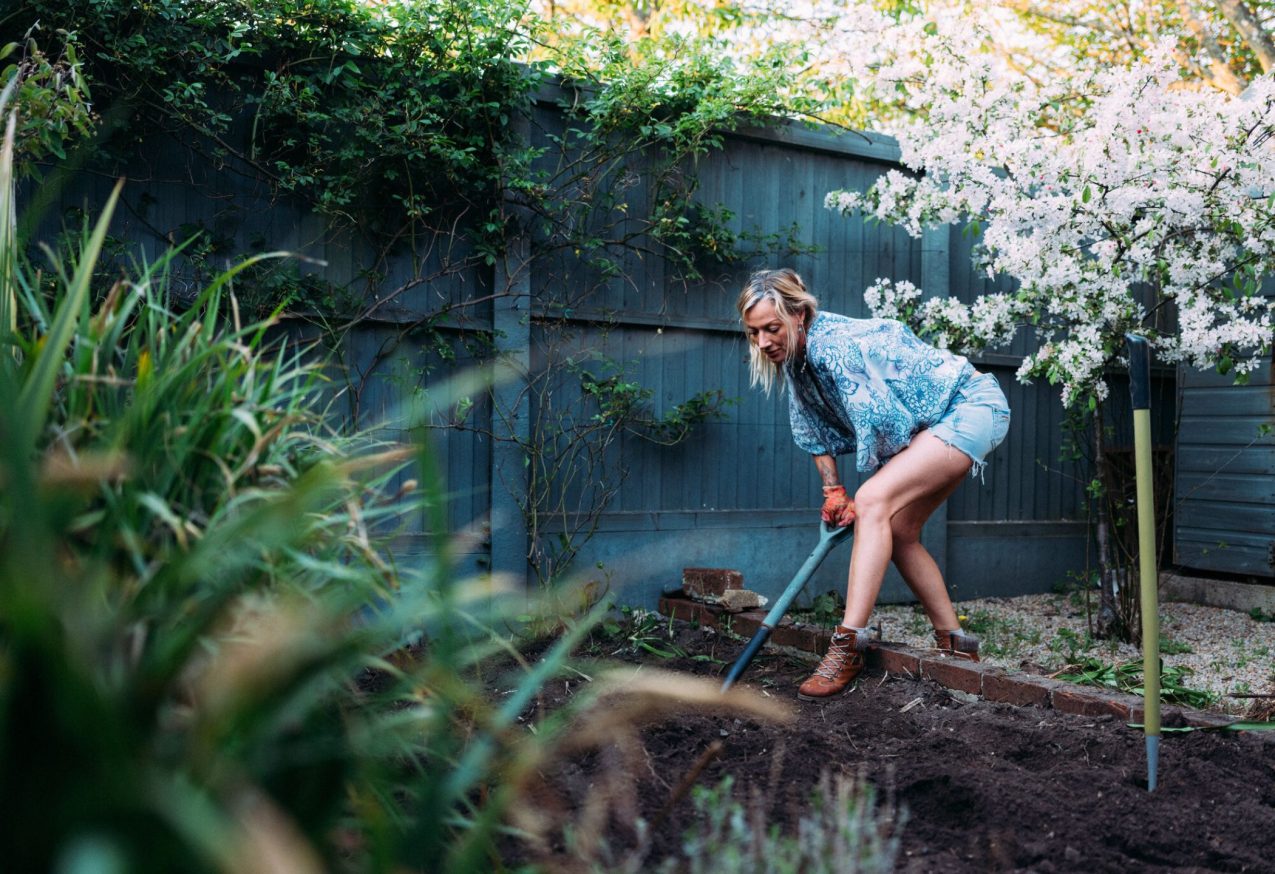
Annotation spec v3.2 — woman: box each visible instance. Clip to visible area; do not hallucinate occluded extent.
[737,268,1010,700]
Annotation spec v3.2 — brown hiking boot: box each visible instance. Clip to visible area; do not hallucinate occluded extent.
[798,625,870,700]
[934,628,980,661]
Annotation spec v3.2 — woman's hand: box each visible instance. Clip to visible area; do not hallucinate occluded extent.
[821,485,857,527]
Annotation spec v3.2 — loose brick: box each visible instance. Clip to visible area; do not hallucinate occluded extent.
[732,610,766,635]
[1051,686,1134,720]
[681,568,743,598]
[709,588,766,612]
[982,671,1051,708]
[919,655,987,695]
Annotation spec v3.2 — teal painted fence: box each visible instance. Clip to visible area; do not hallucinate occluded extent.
[24,80,1187,607]
[1175,357,1275,577]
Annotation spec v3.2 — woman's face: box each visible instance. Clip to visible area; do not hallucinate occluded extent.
[744,298,802,364]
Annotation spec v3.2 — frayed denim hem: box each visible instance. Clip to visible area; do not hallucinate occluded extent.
[932,431,988,482]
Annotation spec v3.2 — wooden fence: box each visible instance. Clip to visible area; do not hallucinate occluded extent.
[24,79,1185,607]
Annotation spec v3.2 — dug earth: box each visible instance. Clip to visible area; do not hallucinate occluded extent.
[520,620,1275,873]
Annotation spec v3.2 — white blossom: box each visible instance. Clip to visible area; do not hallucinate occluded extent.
[827,15,1275,407]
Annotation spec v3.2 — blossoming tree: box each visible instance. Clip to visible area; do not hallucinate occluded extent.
[825,10,1275,636]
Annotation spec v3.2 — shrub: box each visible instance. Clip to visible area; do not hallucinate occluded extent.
[0,92,793,871]
[0,91,602,870]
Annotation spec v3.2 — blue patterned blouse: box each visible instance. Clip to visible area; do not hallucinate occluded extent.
[785,312,974,473]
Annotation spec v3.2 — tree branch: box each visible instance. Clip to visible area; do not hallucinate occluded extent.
[1176,0,1245,94]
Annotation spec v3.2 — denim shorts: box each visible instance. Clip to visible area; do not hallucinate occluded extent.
[929,371,1011,478]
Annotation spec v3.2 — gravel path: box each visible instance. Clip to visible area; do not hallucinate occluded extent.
[867,593,1275,717]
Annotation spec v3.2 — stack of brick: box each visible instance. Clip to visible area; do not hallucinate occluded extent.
[677,568,768,613]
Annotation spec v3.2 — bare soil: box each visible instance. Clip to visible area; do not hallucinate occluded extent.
[521,622,1275,873]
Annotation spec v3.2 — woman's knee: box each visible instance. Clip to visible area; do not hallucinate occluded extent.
[851,485,892,523]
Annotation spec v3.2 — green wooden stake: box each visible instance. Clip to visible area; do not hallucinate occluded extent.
[1126,334,1160,791]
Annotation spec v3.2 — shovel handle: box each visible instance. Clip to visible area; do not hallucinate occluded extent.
[720,520,853,692]
[720,626,772,692]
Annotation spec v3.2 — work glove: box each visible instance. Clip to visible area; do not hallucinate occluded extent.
[820,485,857,527]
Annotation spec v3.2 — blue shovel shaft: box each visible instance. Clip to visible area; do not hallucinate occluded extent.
[720,521,854,692]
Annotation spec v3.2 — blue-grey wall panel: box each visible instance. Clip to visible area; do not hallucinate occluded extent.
[340,324,493,538]
[945,521,1091,598]
[1175,355,1274,578]
[563,515,1089,608]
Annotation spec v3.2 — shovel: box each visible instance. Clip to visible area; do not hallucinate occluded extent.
[720,520,854,692]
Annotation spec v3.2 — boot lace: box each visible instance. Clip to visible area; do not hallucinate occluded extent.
[813,633,860,680]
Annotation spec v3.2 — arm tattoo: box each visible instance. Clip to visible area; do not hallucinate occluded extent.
[814,454,840,487]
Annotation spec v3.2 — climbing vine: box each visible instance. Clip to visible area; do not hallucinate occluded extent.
[1,27,95,170]
[12,0,816,583]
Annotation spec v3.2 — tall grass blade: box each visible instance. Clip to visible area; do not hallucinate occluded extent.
[0,111,16,354]
[14,177,123,451]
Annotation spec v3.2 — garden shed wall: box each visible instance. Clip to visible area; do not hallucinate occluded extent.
[1174,356,1275,578]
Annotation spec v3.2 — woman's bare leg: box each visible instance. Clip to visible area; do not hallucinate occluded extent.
[888,476,964,629]
[840,431,971,628]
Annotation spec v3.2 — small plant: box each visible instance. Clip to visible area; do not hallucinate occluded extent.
[1159,637,1194,655]
[1249,607,1275,623]
[904,605,931,636]
[791,590,845,628]
[609,606,688,659]
[957,608,1039,658]
[1056,659,1219,709]
[1053,570,1096,611]
[1050,627,1093,665]
[663,772,903,874]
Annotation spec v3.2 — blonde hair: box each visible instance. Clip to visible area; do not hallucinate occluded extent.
[736,268,819,393]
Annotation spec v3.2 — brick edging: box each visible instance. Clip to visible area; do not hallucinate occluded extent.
[657,595,1242,731]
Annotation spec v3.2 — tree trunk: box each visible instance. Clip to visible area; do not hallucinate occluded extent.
[1092,403,1122,639]
[1216,0,1275,74]
[1176,1,1245,94]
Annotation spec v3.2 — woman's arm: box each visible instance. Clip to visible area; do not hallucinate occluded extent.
[814,454,840,488]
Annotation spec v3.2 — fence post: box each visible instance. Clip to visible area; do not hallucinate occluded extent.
[488,113,534,590]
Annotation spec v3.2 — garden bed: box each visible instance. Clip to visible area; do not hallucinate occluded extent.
[665,591,1275,717]
[515,619,1275,872]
